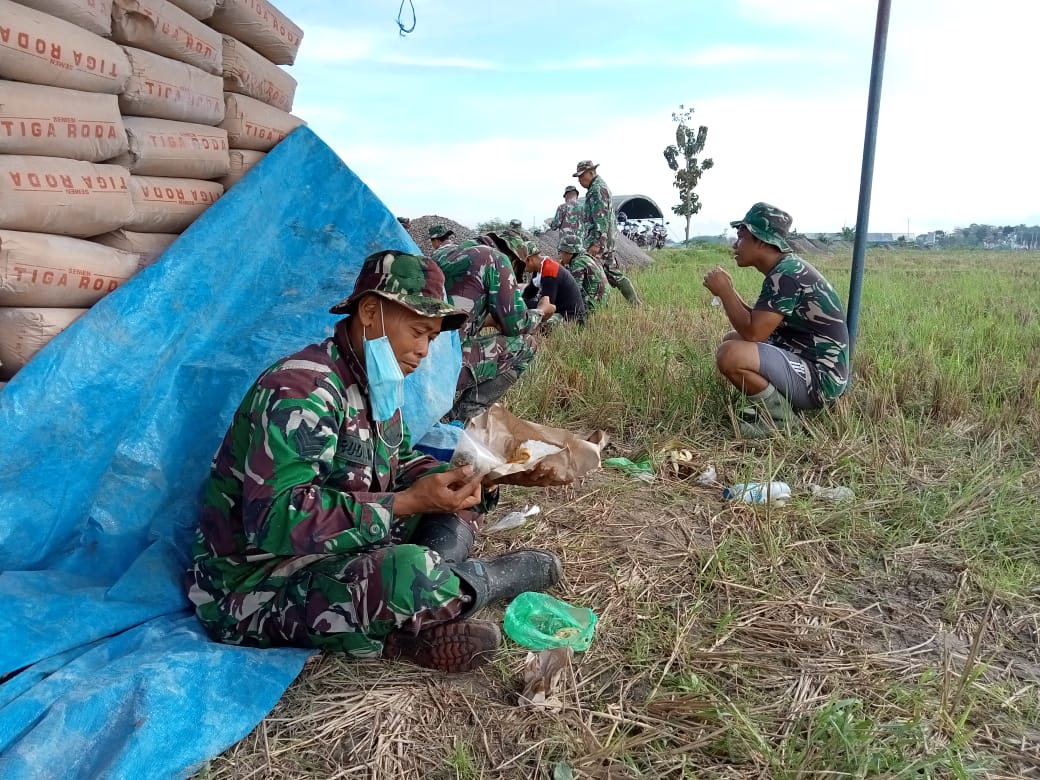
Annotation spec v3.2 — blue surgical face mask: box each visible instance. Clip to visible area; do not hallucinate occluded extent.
[363,302,404,422]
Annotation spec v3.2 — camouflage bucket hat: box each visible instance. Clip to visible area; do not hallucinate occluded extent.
[563,185,579,196]
[329,250,469,331]
[558,232,583,254]
[524,240,541,258]
[572,159,598,177]
[509,219,523,229]
[428,224,453,240]
[487,230,528,262]
[730,202,793,252]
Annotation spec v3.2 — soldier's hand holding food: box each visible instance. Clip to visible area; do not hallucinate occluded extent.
[393,466,483,516]
[703,267,734,296]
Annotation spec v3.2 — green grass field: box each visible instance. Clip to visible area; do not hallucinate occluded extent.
[203,248,1040,779]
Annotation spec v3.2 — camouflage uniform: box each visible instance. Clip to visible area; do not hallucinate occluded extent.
[435,239,542,395]
[731,203,850,406]
[574,160,640,304]
[187,253,480,657]
[558,231,608,312]
[550,201,582,234]
[754,255,849,403]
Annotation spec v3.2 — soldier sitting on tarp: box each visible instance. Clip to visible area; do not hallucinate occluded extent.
[186,250,562,672]
[430,227,556,422]
[521,240,586,323]
[703,203,850,437]
[557,231,609,314]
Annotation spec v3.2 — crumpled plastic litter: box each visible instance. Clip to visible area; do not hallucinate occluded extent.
[603,456,655,483]
[485,504,540,532]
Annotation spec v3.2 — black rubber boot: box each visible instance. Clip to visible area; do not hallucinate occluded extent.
[452,550,563,616]
[409,513,476,564]
[449,369,520,423]
[382,620,501,672]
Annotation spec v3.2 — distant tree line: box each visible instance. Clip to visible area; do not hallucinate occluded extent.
[922,224,1040,249]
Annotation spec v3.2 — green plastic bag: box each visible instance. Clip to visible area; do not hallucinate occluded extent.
[503,592,598,652]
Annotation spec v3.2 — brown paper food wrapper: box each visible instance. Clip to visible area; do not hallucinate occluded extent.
[466,404,608,487]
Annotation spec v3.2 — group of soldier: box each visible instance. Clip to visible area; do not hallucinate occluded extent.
[183,151,853,672]
[426,158,642,423]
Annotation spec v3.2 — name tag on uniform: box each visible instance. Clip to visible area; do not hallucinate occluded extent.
[336,435,374,465]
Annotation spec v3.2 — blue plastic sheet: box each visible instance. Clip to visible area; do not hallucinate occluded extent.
[0,127,461,778]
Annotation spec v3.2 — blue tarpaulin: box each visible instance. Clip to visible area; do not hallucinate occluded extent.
[0,127,461,778]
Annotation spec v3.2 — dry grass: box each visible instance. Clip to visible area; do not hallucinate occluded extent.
[197,249,1040,780]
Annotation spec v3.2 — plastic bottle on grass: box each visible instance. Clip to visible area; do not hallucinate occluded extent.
[723,481,791,505]
[810,485,855,503]
[504,592,598,652]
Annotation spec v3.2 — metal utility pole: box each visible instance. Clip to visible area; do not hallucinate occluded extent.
[846,0,891,359]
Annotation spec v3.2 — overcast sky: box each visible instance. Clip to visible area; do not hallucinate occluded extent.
[277,0,1039,239]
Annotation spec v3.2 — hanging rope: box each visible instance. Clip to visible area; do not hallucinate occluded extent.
[396,0,416,36]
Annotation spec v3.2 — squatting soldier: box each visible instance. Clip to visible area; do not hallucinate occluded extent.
[572,159,641,305]
[549,185,583,235]
[558,231,608,313]
[703,203,850,437]
[187,250,562,672]
[521,240,586,323]
[434,232,556,421]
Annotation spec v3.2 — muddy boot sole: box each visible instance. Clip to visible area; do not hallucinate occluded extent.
[382,620,502,672]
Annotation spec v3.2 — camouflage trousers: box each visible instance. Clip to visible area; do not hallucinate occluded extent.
[456,332,538,393]
[600,251,629,289]
[187,513,477,658]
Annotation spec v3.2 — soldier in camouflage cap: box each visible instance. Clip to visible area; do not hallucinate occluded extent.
[704,203,850,437]
[550,185,582,235]
[558,231,608,313]
[433,231,555,422]
[509,219,523,230]
[572,159,642,305]
[187,249,563,672]
[428,224,455,243]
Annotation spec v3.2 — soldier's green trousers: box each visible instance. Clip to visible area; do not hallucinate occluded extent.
[456,332,538,392]
[602,252,640,304]
[189,515,477,658]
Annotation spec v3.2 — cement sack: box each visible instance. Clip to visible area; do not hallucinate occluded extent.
[218,147,262,189]
[0,80,127,161]
[221,35,295,112]
[111,116,229,178]
[12,0,113,37]
[111,0,221,75]
[91,228,176,267]
[0,0,130,94]
[0,156,133,237]
[120,47,224,125]
[0,305,87,380]
[207,0,302,65]
[219,92,301,152]
[124,174,221,232]
[167,0,214,20]
[0,229,141,307]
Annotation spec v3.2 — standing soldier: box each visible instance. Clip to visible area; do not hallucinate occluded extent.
[435,233,555,421]
[572,159,641,305]
[558,232,608,313]
[550,185,583,236]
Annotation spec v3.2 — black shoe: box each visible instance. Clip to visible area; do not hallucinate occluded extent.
[452,550,563,616]
[409,513,475,564]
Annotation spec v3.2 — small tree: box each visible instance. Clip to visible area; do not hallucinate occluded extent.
[840,226,856,243]
[663,105,713,242]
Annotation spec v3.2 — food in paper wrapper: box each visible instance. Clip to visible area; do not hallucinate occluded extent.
[465,404,607,487]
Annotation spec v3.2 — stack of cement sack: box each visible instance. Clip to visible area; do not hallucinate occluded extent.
[0,0,304,383]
